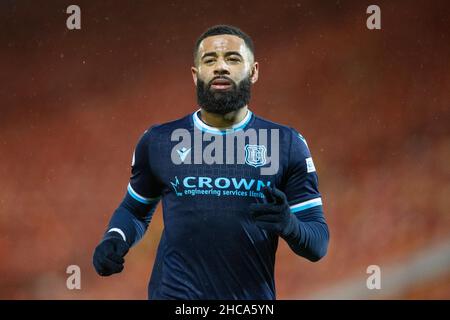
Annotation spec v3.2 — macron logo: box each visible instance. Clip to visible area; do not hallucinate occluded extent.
[176,147,191,163]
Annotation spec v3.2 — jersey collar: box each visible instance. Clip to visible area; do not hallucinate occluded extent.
[192,108,253,135]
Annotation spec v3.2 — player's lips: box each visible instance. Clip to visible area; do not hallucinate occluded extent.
[210,78,233,90]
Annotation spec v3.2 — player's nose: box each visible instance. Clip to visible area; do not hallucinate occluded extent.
[213,59,230,75]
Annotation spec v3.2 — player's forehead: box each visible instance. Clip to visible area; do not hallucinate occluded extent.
[198,34,249,58]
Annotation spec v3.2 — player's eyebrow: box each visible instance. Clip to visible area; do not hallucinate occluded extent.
[201,51,243,60]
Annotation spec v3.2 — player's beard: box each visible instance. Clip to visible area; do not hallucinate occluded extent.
[196,75,251,115]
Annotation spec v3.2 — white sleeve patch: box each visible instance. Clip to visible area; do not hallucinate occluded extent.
[306,157,316,173]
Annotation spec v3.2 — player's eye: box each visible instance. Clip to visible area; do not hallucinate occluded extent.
[228,57,241,63]
[203,59,215,64]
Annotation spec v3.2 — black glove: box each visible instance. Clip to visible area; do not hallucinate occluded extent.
[249,186,297,238]
[93,232,130,276]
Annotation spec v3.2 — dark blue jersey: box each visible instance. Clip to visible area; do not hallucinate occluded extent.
[104,109,329,300]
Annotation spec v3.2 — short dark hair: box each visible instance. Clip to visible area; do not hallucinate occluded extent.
[194,25,255,63]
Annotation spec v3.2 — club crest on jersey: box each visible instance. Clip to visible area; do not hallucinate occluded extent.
[245,144,267,168]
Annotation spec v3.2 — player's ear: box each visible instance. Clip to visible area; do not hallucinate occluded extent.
[250,62,259,84]
[191,66,198,86]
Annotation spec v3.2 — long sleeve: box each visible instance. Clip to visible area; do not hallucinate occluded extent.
[103,127,162,247]
[105,192,160,247]
[281,127,329,261]
[282,206,329,262]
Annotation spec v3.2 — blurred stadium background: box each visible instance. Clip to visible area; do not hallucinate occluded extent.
[0,0,449,299]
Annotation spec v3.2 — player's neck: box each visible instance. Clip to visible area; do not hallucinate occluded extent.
[199,106,249,129]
